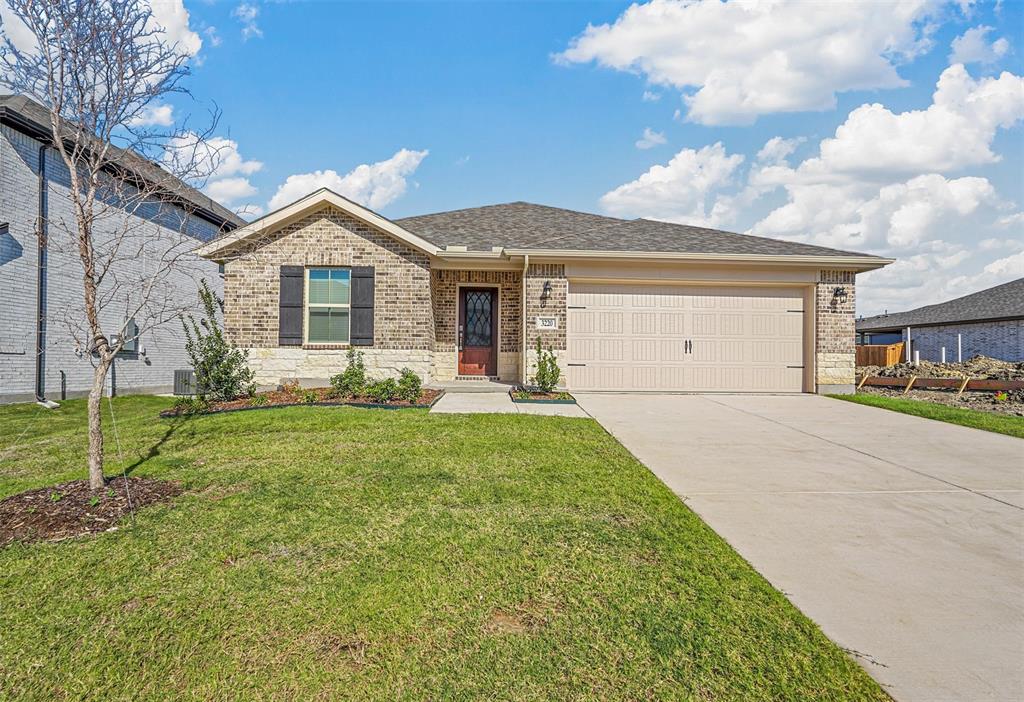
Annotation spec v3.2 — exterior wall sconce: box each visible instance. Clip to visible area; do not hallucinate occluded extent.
[832,286,848,305]
[540,280,552,307]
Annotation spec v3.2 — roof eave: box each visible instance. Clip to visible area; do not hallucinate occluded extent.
[502,249,893,271]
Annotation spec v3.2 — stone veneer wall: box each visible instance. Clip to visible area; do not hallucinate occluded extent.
[524,263,568,387]
[222,205,434,384]
[815,270,857,393]
[430,269,521,381]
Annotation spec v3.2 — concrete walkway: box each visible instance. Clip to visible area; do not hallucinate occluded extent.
[576,393,1024,702]
[431,391,587,416]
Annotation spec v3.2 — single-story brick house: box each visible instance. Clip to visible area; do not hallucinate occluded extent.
[857,277,1024,362]
[197,189,891,394]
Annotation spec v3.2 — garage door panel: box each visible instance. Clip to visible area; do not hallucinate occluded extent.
[568,283,806,393]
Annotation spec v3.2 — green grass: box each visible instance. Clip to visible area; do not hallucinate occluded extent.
[831,393,1024,439]
[0,396,887,701]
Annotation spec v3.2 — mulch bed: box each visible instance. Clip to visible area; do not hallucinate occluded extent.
[510,388,576,403]
[0,477,182,547]
[160,387,444,417]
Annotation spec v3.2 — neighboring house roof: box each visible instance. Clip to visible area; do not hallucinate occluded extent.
[199,189,891,271]
[857,277,1024,331]
[0,94,244,232]
[396,201,878,259]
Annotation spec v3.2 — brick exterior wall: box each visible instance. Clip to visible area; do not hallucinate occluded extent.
[223,205,433,351]
[430,269,521,381]
[815,269,857,393]
[524,263,568,387]
[0,123,224,404]
[902,319,1023,363]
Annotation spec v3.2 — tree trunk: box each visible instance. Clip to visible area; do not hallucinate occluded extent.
[86,359,110,490]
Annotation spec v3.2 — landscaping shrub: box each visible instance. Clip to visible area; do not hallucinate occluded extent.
[172,396,209,416]
[396,368,422,403]
[366,378,398,404]
[532,338,561,393]
[248,394,268,407]
[182,280,255,402]
[330,349,367,397]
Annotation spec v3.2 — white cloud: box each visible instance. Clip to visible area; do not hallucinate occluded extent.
[149,0,202,56]
[600,142,743,226]
[788,65,1024,177]
[635,127,666,150]
[755,136,803,165]
[556,0,943,125]
[2,0,202,59]
[164,132,262,207]
[128,103,174,127]
[950,25,1010,65]
[996,212,1024,228]
[204,26,222,49]
[267,148,429,211]
[205,176,257,204]
[232,3,262,41]
[641,90,660,102]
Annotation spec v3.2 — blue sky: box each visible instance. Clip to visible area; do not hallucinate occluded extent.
[12,0,1022,316]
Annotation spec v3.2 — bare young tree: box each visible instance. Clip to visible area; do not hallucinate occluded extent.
[1,0,225,488]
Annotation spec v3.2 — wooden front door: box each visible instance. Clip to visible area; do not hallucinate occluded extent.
[458,288,497,376]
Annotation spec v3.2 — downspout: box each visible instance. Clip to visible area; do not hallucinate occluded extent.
[35,142,58,408]
[521,253,529,385]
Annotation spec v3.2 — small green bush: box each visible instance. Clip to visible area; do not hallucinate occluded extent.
[330,349,367,397]
[301,390,319,404]
[532,338,561,393]
[182,280,255,402]
[248,394,268,407]
[366,378,398,404]
[396,368,422,403]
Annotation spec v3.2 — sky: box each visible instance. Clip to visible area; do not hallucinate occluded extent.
[3,0,1023,316]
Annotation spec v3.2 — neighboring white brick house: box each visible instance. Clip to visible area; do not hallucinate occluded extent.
[857,277,1024,363]
[0,96,243,404]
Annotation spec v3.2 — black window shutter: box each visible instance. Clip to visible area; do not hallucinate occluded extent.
[279,265,304,346]
[350,266,375,346]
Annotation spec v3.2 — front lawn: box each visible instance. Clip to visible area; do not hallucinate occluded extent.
[0,397,887,701]
[832,392,1024,439]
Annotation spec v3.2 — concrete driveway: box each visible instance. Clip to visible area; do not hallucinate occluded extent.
[576,393,1024,702]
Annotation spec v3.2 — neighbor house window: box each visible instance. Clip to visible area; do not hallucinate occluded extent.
[305,268,351,343]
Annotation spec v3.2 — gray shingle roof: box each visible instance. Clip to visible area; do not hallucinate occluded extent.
[395,202,877,258]
[857,277,1024,331]
[0,94,244,231]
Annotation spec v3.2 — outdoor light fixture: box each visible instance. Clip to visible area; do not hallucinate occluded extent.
[540,280,552,308]
[832,286,848,304]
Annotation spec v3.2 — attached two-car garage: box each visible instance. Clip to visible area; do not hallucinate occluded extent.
[566,283,808,393]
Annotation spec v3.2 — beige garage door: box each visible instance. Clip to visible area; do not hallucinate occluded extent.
[567,283,806,392]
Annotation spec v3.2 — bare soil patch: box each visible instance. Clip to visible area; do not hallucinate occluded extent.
[860,354,1024,381]
[0,477,182,546]
[858,386,1024,417]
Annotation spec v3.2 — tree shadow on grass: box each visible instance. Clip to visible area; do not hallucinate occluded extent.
[119,417,193,478]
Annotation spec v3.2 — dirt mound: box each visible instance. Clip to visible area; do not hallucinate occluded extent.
[0,476,181,546]
[860,355,1024,381]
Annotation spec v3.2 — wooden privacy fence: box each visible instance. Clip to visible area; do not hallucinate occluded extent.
[856,342,904,367]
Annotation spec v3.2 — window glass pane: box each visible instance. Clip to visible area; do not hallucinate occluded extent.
[328,309,350,343]
[307,307,331,342]
[308,269,329,305]
[329,269,350,305]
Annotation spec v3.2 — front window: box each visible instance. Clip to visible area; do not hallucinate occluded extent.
[305,268,351,344]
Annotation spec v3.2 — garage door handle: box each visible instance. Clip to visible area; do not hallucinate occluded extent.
[567,363,586,367]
